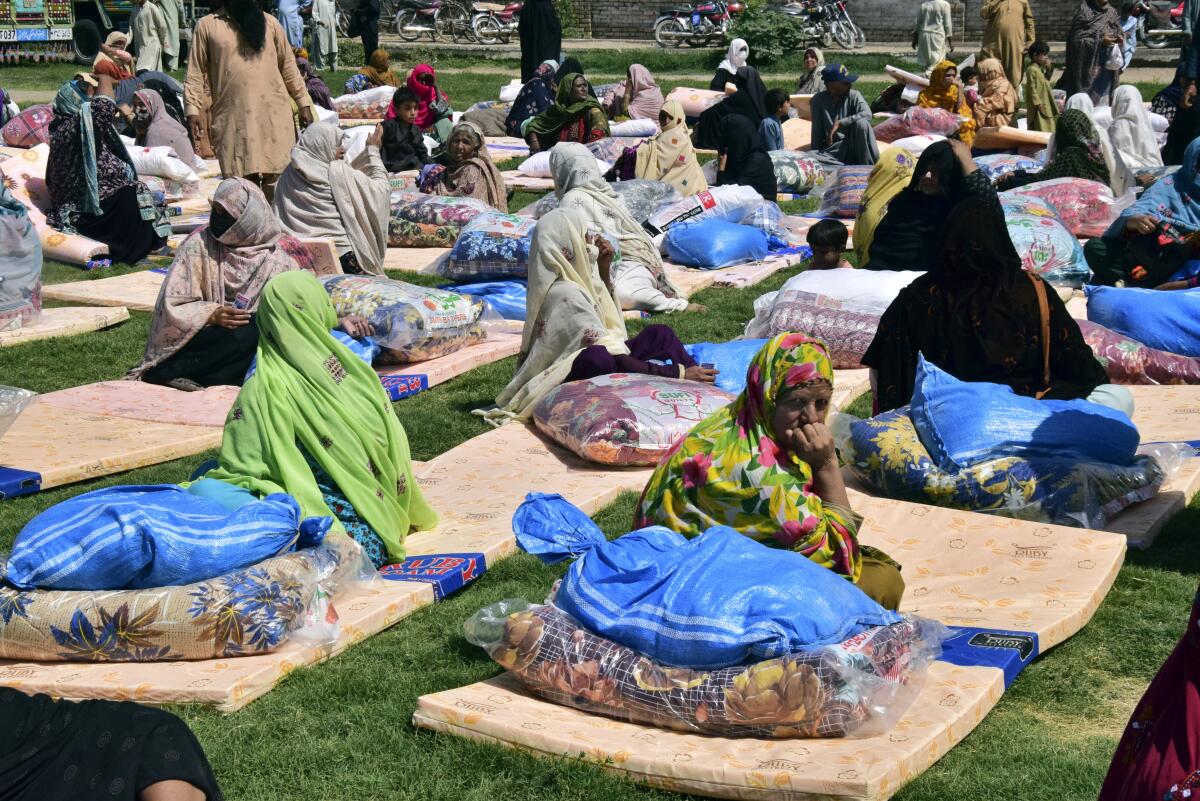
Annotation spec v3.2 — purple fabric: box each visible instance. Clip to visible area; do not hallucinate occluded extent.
[566,324,696,383]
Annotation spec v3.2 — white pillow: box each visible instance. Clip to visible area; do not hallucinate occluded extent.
[759,269,925,316]
[499,80,522,103]
[518,149,611,178]
[610,118,658,137]
[887,134,945,154]
[126,145,200,183]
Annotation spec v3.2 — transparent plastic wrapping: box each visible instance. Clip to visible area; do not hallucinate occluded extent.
[974,153,1043,184]
[439,211,536,281]
[0,175,41,330]
[769,150,825,193]
[1,104,53,147]
[838,409,1166,530]
[644,185,764,235]
[333,86,394,119]
[321,275,491,365]
[525,179,680,224]
[744,290,880,369]
[465,600,947,739]
[1078,319,1200,385]
[531,374,734,466]
[1004,178,1136,239]
[388,190,494,248]
[817,166,873,219]
[0,534,369,662]
[0,386,35,439]
[999,195,1092,288]
[873,106,966,140]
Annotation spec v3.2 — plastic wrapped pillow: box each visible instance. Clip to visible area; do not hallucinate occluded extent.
[321,274,487,364]
[769,150,825,193]
[333,86,395,119]
[1003,178,1136,238]
[744,290,880,369]
[125,145,200,184]
[1078,319,1200,385]
[439,211,536,280]
[388,191,495,247]
[644,185,764,235]
[1000,194,1092,287]
[518,150,611,178]
[1,104,53,147]
[610,118,659,137]
[610,179,681,222]
[839,408,1164,529]
[466,600,943,738]
[975,153,1042,184]
[874,106,965,140]
[817,166,873,219]
[532,374,734,465]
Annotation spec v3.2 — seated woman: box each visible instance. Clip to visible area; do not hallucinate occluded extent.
[273,122,389,276]
[604,64,663,121]
[715,114,778,201]
[693,65,767,150]
[130,88,201,170]
[711,38,750,91]
[795,47,825,94]
[406,63,453,143]
[523,73,610,154]
[296,55,334,111]
[863,140,978,271]
[863,155,1128,417]
[1109,84,1164,172]
[481,208,715,424]
[972,58,1017,128]
[550,143,693,314]
[1085,137,1200,288]
[203,271,437,569]
[636,333,905,610]
[1000,109,1112,190]
[917,59,976,147]
[616,99,707,196]
[46,74,169,266]
[130,177,314,389]
[93,31,134,81]
[2,686,222,801]
[350,48,400,92]
[418,120,508,211]
[1097,582,1200,801]
[503,59,558,138]
[853,146,917,266]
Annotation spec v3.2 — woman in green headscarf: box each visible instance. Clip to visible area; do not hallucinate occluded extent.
[204,271,437,568]
[523,73,610,154]
[636,333,905,610]
[998,108,1112,190]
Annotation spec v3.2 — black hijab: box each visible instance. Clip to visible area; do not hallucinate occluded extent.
[862,194,1107,412]
[724,66,768,122]
[862,141,966,271]
[716,114,777,201]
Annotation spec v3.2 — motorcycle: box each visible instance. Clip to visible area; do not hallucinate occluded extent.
[1134,0,1184,50]
[780,0,846,49]
[652,1,744,48]
[472,0,521,44]
[394,0,474,41]
[825,0,865,48]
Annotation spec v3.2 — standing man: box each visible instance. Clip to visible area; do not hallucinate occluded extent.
[131,0,170,73]
[980,0,1036,88]
[357,0,380,65]
[156,0,182,70]
[311,0,339,70]
[913,0,953,74]
[518,0,561,82]
[185,0,315,199]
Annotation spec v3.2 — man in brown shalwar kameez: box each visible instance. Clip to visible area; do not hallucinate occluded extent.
[184,0,314,200]
[980,0,1036,89]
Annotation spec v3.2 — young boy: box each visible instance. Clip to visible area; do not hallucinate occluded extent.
[806,219,852,270]
[379,86,432,173]
[759,88,791,152]
[1024,41,1058,133]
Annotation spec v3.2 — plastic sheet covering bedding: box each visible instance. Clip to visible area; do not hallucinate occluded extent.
[526,179,681,223]
[1002,178,1136,239]
[438,212,536,280]
[389,191,494,248]
[686,340,767,394]
[644,185,766,235]
[532,374,735,466]
[999,194,1091,287]
[0,534,365,662]
[321,274,489,364]
[753,269,923,318]
[1087,285,1200,358]
[873,106,965,141]
[974,153,1042,184]
[744,289,880,369]
[450,280,527,320]
[0,386,35,440]
[0,145,110,265]
[5,485,333,591]
[413,493,1128,801]
[817,166,873,219]
[769,150,825,193]
[0,423,659,709]
[333,86,394,119]
[1079,319,1200,384]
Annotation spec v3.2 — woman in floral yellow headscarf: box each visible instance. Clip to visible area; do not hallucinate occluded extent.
[636,333,904,609]
[918,59,977,146]
[854,146,917,265]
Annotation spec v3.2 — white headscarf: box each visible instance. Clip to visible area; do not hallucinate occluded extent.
[273,122,390,276]
[550,142,682,304]
[478,207,629,425]
[1109,85,1164,171]
[719,38,749,74]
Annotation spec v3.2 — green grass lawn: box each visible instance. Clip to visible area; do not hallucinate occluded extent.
[0,55,1195,801]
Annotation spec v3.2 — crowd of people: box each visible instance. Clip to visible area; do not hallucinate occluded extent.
[9,0,1200,797]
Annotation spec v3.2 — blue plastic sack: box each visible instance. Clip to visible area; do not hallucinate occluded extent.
[513,493,900,669]
[247,329,377,381]
[685,339,767,394]
[664,219,769,270]
[1087,285,1200,357]
[450,280,528,320]
[910,356,1139,472]
[5,485,332,591]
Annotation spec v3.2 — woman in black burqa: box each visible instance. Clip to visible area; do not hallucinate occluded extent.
[519,0,562,82]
